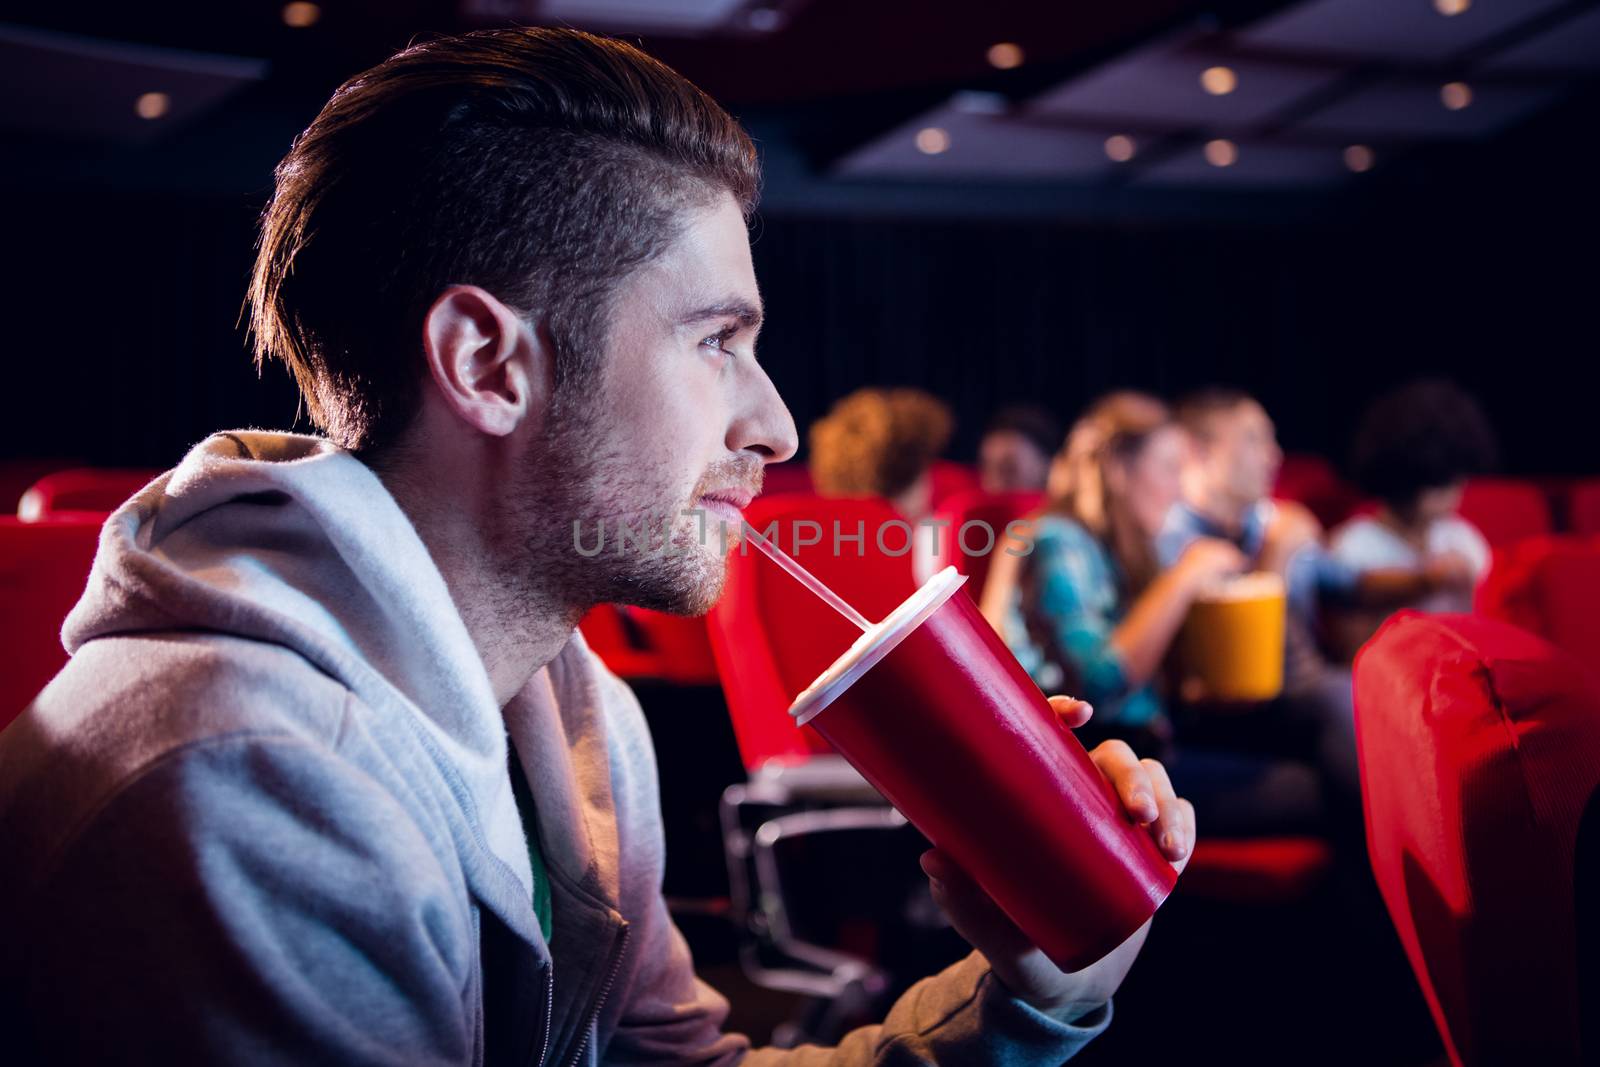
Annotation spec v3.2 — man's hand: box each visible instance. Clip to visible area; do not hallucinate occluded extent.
[919,696,1194,1024]
[1176,537,1249,593]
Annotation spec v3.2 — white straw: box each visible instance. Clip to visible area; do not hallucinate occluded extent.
[742,523,873,632]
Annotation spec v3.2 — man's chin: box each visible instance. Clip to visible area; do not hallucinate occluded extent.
[613,553,728,618]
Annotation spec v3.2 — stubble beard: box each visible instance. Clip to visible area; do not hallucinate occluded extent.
[515,400,733,619]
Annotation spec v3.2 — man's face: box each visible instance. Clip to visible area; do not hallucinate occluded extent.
[1199,400,1282,506]
[979,430,1050,494]
[531,192,797,616]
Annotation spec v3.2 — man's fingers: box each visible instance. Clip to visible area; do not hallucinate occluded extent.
[1139,757,1190,862]
[1089,739,1159,824]
[1047,695,1094,729]
[1175,799,1197,874]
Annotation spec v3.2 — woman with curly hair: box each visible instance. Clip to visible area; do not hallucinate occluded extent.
[807,387,954,520]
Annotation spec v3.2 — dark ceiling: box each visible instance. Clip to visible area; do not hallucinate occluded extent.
[0,0,1596,220]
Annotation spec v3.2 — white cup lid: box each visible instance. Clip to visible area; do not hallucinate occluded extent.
[788,567,968,727]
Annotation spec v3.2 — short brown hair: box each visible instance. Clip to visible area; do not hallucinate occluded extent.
[808,388,954,500]
[1174,386,1255,445]
[249,27,760,454]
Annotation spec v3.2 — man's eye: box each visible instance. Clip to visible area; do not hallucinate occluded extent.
[700,327,737,355]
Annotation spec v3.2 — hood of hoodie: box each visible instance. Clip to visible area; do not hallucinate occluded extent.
[63,430,539,900]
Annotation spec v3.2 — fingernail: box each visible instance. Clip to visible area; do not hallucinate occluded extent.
[1131,792,1154,814]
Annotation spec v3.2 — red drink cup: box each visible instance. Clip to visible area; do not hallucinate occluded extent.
[789,567,1178,971]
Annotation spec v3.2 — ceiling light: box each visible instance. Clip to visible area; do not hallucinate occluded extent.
[987,43,1025,70]
[282,2,320,28]
[915,127,951,155]
[1200,66,1237,96]
[1344,145,1375,173]
[1440,81,1473,110]
[1204,139,1237,167]
[135,92,169,120]
[1104,135,1136,162]
[1433,0,1471,15]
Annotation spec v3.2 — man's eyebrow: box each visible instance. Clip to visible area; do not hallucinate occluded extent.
[677,299,764,330]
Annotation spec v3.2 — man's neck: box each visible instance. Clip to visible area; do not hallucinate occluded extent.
[378,466,584,708]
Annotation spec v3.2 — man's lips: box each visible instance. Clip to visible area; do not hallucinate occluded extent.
[697,488,754,510]
[696,489,754,522]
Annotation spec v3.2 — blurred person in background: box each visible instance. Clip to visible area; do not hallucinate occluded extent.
[1158,388,1467,799]
[1161,389,1334,628]
[978,404,1062,495]
[808,386,953,521]
[983,392,1326,835]
[1325,379,1496,657]
[809,386,955,580]
[1163,388,1468,640]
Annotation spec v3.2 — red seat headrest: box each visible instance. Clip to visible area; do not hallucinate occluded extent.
[1354,612,1600,1064]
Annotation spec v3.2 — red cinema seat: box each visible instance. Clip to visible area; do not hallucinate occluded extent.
[1272,454,1363,530]
[18,468,159,521]
[625,608,720,685]
[1476,536,1600,666]
[707,495,918,771]
[1569,479,1600,537]
[0,459,80,515]
[1456,478,1552,548]
[754,463,973,508]
[931,489,1043,607]
[927,461,980,510]
[578,604,673,680]
[1178,836,1334,904]
[1353,612,1600,1065]
[577,606,722,686]
[0,516,103,731]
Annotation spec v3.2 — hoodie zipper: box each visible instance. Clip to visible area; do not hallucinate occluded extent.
[535,964,554,1067]
[562,923,630,1067]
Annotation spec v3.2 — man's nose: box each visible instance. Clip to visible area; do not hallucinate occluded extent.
[729,362,798,465]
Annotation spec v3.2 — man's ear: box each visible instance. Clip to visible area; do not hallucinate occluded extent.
[421,284,550,438]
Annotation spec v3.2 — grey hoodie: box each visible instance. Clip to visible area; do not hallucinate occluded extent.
[0,431,1111,1066]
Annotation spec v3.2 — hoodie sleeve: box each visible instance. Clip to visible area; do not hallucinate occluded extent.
[17,731,479,1066]
[743,957,1110,1066]
[612,907,1111,1066]
[608,893,1110,1067]
[598,673,1111,1067]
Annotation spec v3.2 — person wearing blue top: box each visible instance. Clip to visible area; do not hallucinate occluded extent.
[984,392,1325,835]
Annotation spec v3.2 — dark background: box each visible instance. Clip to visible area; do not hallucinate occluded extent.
[2,0,1595,476]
